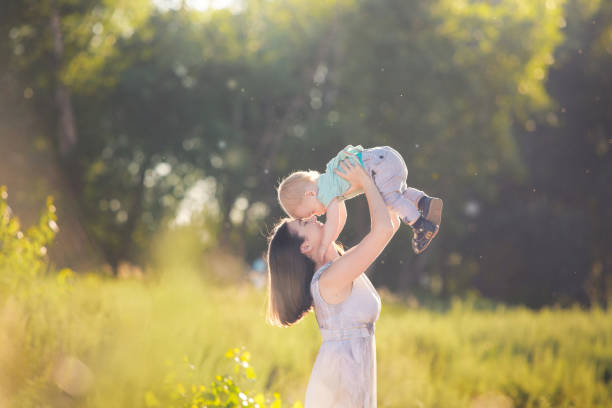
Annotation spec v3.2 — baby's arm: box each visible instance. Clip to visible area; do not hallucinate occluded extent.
[317,198,343,262]
[336,200,347,239]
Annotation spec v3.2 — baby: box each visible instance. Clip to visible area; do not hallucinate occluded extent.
[278,145,442,261]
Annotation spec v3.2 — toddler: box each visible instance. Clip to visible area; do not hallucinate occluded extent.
[277,145,442,260]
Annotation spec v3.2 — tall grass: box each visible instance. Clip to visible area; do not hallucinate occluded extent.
[3,269,611,407]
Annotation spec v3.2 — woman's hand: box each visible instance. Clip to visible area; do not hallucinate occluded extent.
[334,153,371,191]
[318,153,395,296]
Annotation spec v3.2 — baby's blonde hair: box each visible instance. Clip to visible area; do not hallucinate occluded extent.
[277,170,319,218]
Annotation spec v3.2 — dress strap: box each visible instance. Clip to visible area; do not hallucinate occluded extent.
[312,261,332,282]
[319,323,375,342]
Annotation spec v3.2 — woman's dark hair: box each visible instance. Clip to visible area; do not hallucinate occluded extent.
[266,218,316,327]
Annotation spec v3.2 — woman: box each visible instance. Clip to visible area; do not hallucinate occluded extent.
[266,156,400,407]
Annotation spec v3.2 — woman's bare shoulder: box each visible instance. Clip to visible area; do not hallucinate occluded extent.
[318,266,354,305]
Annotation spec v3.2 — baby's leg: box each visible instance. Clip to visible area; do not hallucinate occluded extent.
[402,187,426,207]
[382,189,421,224]
[362,147,421,224]
[404,186,443,226]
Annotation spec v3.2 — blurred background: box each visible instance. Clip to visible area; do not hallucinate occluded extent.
[1,0,611,407]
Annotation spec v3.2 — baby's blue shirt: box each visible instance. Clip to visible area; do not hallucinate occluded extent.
[316,145,365,208]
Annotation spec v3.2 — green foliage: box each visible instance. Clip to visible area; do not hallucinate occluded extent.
[0,186,57,292]
[63,0,572,271]
[338,0,564,209]
[145,348,302,408]
[0,0,152,91]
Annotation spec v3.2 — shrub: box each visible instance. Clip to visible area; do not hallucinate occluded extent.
[0,185,59,293]
[145,347,302,408]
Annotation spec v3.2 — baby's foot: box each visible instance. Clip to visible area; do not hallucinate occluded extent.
[410,216,439,254]
[418,196,443,226]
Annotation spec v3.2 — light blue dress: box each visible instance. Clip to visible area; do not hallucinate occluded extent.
[305,262,382,408]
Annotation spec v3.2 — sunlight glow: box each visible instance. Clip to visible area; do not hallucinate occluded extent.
[153,0,243,12]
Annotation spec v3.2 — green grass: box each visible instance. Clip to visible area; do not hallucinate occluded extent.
[1,264,611,408]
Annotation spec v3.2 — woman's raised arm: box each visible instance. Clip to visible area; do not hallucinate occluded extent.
[320,158,396,291]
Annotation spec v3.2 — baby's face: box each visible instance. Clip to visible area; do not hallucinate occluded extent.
[293,195,326,220]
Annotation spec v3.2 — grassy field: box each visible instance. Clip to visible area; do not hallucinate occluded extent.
[1,262,611,408]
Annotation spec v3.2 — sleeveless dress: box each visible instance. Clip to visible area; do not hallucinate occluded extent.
[304,262,382,408]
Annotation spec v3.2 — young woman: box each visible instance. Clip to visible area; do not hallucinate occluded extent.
[266,156,400,407]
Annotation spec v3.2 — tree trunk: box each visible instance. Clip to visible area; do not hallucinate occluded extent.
[50,0,77,156]
[114,157,151,272]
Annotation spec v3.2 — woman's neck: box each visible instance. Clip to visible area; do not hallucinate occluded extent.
[315,244,341,270]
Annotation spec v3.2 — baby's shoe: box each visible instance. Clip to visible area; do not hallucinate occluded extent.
[418,195,443,226]
[410,216,439,254]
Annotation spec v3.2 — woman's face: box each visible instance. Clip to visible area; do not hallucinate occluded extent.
[287,216,324,258]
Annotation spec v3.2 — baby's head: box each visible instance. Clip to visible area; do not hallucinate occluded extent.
[278,171,326,219]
